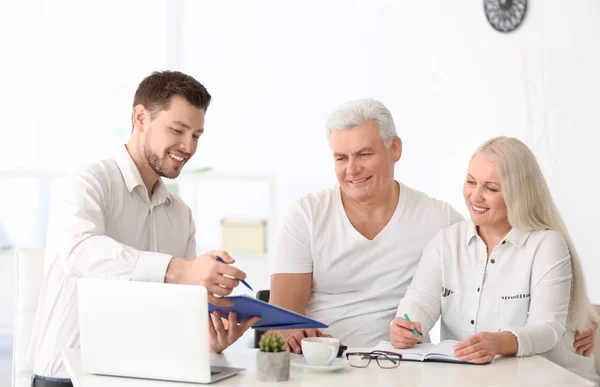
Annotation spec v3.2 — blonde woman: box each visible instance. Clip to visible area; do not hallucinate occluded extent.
[391,136,599,384]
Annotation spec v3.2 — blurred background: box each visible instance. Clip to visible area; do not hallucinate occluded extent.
[0,1,599,379]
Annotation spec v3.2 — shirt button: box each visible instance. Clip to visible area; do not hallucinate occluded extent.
[501,240,506,244]
[477,287,480,292]
[490,259,496,264]
[471,320,475,325]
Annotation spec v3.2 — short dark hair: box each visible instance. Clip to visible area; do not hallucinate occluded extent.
[133,70,211,119]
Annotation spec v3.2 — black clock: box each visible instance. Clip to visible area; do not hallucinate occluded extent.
[484,0,527,33]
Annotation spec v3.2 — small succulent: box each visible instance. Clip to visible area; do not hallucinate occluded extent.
[259,331,286,352]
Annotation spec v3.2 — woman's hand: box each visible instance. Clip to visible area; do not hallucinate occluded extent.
[453,331,517,364]
[389,317,423,349]
[574,322,597,356]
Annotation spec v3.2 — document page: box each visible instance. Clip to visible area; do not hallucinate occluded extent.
[373,340,466,363]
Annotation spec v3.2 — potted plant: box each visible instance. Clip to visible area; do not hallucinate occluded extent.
[256,331,290,382]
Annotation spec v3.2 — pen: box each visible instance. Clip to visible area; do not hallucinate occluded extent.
[403,313,421,339]
[216,256,253,291]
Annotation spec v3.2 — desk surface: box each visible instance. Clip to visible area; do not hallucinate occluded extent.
[62,348,594,387]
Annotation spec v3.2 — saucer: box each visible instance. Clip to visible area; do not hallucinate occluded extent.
[290,357,350,373]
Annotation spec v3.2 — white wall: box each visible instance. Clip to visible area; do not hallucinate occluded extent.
[0,0,172,249]
[179,0,600,301]
[0,0,598,316]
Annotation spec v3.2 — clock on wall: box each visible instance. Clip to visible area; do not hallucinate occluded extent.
[484,0,527,33]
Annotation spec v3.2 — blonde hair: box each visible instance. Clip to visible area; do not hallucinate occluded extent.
[474,136,597,331]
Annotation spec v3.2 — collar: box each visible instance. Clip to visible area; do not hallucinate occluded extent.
[503,227,532,248]
[465,220,531,248]
[115,145,171,205]
[465,221,478,246]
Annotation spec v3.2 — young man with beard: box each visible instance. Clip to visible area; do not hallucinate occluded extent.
[28,71,257,386]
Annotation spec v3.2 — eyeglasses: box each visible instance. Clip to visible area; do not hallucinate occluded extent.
[345,350,402,369]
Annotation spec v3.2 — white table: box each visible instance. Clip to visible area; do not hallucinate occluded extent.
[62,348,594,387]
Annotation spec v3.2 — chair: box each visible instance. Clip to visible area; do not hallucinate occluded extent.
[254,289,270,348]
[592,304,600,376]
[11,248,44,387]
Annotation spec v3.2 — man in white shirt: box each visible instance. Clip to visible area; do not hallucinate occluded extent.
[269,99,463,351]
[28,71,257,386]
[269,99,597,356]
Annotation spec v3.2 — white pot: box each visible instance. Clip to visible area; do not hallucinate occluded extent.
[256,350,290,382]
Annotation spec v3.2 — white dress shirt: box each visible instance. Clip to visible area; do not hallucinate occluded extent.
[270,182,463,347]
[396,220,599,385]
[28,146,197,378]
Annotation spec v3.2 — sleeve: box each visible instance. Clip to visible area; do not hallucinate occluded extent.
[394,231,444,334]
[184,207,197,259]
[269,199,313,275]
[501,231,572,357]
[52,172,173,282]
[448,204,465,225]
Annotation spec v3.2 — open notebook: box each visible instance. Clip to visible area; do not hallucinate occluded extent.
[374,341,488,365]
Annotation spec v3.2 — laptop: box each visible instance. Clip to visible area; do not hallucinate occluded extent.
[77,278,244,384]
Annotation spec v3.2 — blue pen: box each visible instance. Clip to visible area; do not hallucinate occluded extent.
[216,256,253,291]
[403,313,421,339]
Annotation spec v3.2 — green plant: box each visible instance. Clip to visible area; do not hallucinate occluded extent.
[259,331,286,352]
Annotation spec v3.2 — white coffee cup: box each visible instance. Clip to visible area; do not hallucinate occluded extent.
[301,337,340,366]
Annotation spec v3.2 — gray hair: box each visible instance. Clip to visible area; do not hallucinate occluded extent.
[474,136,597,330]
[325,99,397,147]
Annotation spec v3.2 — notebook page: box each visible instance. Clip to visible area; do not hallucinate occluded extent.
[430,340,460,357]
[424,340,461,361]
[425,340,482,364]
[373,341,439,361]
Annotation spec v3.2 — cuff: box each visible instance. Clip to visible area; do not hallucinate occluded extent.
[131,251,173,283]
[501,327,530,357]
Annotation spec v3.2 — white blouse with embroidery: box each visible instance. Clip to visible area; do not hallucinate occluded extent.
[395,220,599,385]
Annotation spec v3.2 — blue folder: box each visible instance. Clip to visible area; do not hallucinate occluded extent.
[208,295,328,331]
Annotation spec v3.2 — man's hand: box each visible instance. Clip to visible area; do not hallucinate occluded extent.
[453,332,517,364]
[273,328,333,354]
[574,322,597,357]
[165,251,246,306]
[390,317,423,349]
[208,310,260,354]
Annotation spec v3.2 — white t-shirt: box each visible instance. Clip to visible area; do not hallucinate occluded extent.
[270,182,463,347]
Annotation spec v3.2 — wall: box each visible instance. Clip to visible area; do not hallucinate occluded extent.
[179,0,600,301]
[0,0,599,329]
[0,0,171,247]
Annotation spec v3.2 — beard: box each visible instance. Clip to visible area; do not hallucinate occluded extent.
[143,131,182,179]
